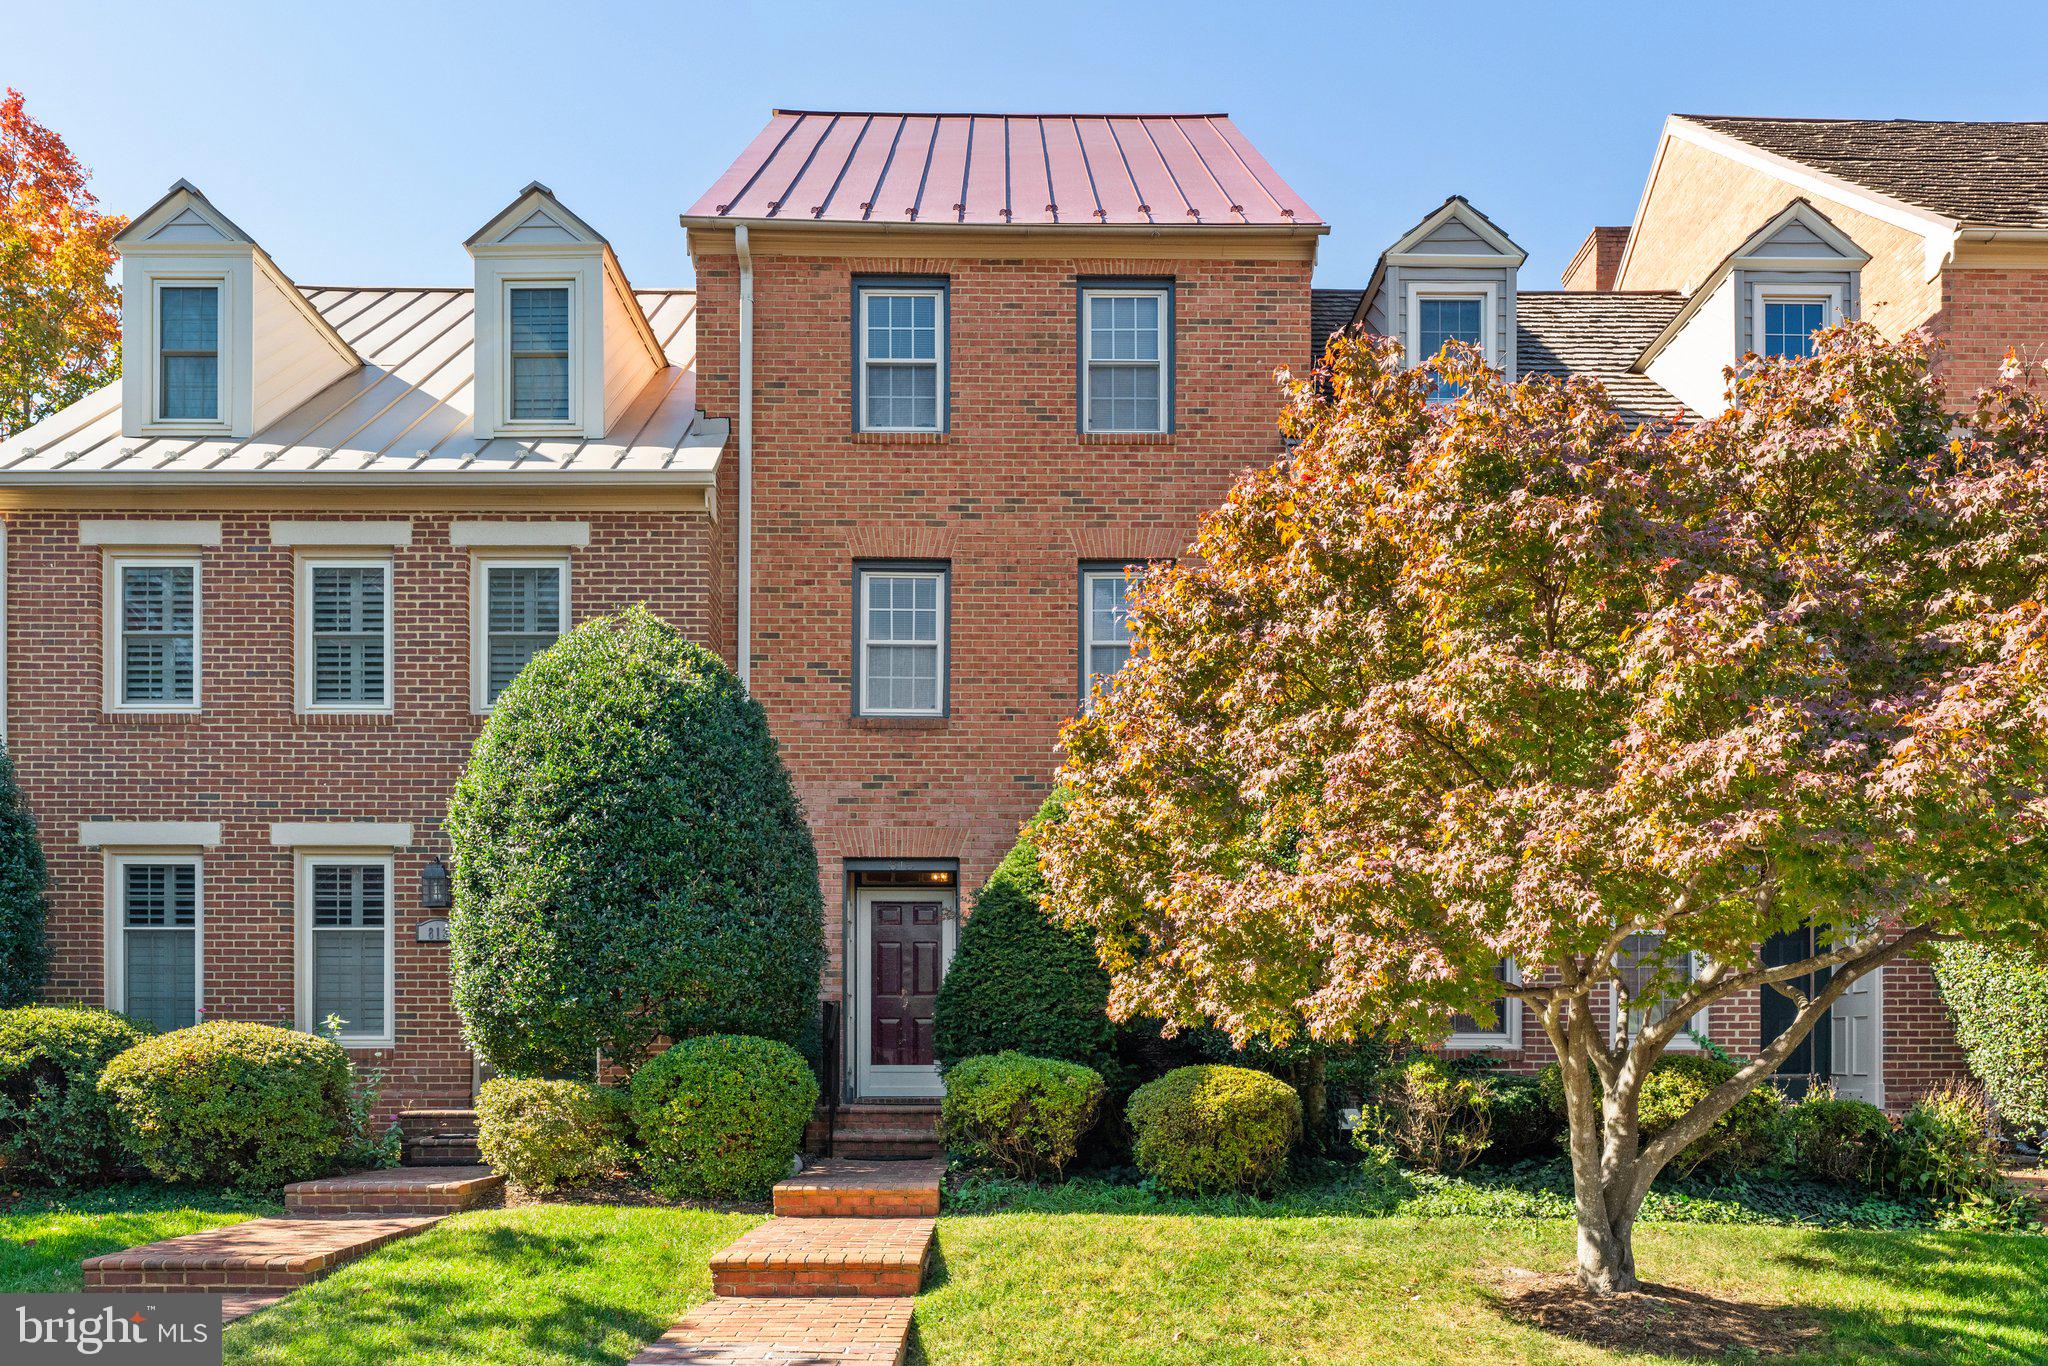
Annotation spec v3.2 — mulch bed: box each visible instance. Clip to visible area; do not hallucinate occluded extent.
[1492,1269,1824,1359]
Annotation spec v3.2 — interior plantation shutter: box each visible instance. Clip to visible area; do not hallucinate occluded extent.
[485,565,561,701]
[311,566,387,704]
[123,863,197,1031]
[121,563,195,704]
[311,863,387,1036]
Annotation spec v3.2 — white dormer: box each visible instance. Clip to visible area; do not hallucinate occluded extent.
[464,183,664,440]
[113,181,358,440]
[1358,196,1528,385]
[1640,199,1870,416]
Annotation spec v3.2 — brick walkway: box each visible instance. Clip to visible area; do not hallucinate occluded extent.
[631,1157,943,1365]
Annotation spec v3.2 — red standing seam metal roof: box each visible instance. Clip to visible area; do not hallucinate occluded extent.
[683,111,1326,229]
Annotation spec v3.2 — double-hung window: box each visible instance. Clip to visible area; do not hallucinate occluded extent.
[157,284,220,422]
[1756,288,1839,360]
[113,857,201,1032]
[1080,565,1140,711]
[856,564,947,717]
[1080,282,1171,433]
[1449,958,1522,1049]
[856,281,945,432]
[1406,284,1493,401]
[303,858,392,1046]
[112,558,198,709]
[301,559,392,712]
[507,284,572,423]
[1615,932,1708,1048]
[475,559,568,708]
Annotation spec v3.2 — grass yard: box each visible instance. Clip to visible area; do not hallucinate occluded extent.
[224,1205,760,1366]
[911,1213,2048,1364]
[0,1185,280,1293]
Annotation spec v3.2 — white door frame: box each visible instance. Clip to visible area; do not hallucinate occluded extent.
[852,884,957,1099]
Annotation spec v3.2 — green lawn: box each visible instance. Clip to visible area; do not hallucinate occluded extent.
[0,1185,280,1293]
[224,1205,760,1366]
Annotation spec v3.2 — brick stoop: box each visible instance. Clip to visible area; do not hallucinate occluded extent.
[82,1215,439,1291]
[709,1218,935,1298]
[630,1297,913,1365]
[828,1103,941,1160]
[398,1109,482,1167]
[773,1158,943,1219]
[284,1165,504,1216]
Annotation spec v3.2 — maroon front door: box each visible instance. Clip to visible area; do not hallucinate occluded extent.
[870,900,944,1066]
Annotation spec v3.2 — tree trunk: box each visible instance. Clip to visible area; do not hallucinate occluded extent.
[1556,1006,1649,1293]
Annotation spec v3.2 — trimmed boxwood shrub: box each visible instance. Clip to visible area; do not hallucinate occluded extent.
[0,1006,144,1185]
[934,792,1114,1074]
[97,1022,352,1187]
[1482,1072,1559,1164]
[1787,1093,1892,1187]
[0,743,48,1008]
[629,1034,818,1202]
[1540,1052,1784,1176]
[1933,944,2048,1143]
[449,608,824,1076]
[1127,1064,1301,1193]
[475,1077,630,1193]
[940,1051,1106,1180]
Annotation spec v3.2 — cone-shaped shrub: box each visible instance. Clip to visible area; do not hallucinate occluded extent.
[0,743,48,1007]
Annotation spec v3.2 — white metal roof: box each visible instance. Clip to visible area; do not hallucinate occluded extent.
[0,286,725,487]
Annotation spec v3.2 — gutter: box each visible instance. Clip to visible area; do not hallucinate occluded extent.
[736,224,755,689]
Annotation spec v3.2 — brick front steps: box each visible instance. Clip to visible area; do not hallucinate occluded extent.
[398,1109,483,1167]
[82,1215,439,1292]
[774,1158,943,1218]
[710,1217,936,1298]
[631,1297,913,1365]
[827,1103,941,1160]
[284,1164,503,1216]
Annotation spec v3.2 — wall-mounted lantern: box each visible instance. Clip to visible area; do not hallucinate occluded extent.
[420,856,452,910]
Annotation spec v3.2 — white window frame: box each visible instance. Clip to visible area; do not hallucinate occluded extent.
[856,284,947,434]
[1613,943,1711,1051]
[1405,281,1498,372]
[499,277,581,433]
[104,553,202,714]
[103,852,204,1029]
[295,851,396,1049]
[1080,285,1172,434]
[471,555,570,712]
[296,555,395,715]
[1751,283,1844,360]
[1080,565,1140,713]
[855,565,949,718]
[147,276,232,434]
[1447,958,1522,1050]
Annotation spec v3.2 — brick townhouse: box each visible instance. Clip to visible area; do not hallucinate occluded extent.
[0,110,2040,1134]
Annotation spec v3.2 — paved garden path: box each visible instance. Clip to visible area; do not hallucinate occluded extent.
[631,1157,943,1365]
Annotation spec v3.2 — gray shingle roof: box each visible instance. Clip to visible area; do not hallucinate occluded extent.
[1683,116,2048,229]
[1310,288,1365,361]
[1515,291,1688,426]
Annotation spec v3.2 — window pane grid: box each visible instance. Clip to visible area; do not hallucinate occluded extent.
[158,286,218,421]
[1451,959,1513,1036]
[1762,299,1828,359]
[311,864,387,1039]
[1083,570,1137,709]
[860,572,943,714]
[120,564,196,704]
[309,565,388,706]
[484,565,563,702]
[508,287,571,421]
[1083,289,1168,432]
[859,289,942,431]
[122,862,197,1033]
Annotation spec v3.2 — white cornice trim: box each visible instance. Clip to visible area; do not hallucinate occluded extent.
[270,520,413,548]
[80,820,222,848]
[449,520,591,548]
[78,520,222,547]
[268,822,413,849]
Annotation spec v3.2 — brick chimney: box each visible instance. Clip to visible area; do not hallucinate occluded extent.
[1562,226,1629,291]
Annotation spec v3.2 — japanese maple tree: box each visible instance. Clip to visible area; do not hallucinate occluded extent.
[1040,326,2048,1292]
[0,88,123,438]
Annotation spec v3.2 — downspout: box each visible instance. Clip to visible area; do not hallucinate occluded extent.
[736,225,754,688]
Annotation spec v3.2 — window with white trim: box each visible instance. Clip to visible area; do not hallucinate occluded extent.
[114,857,200,1032]
[1615,932,1708,1048]
[1081,284,1170,433]
[1406,285,1493,401]
[1757,291,1836,360]
[475,559,567,708]
[856,565,947,717]
[856,283,945,432]
[1448,958,1522,1049]
[112,557,198,709]
[156,284,220,422]
[1081,566,1139,711]
[507,284,572,422]
[300,559,392,711]
[303,858,391,1045]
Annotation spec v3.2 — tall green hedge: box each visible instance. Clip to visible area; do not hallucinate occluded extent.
[933,792,1115,1073]
[1934,944,2048,1142]
[0,1006,143,1185]
[0,743,48,1007]
[448,608,823,1075]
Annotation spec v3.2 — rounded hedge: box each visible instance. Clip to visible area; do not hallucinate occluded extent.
[940,1051,1106,1180]
[933,792,1115,1072]
[97,1022,352,1188]
[628,1034,818,1202]
[1126,1064,1301,1193]
[1933,944,2048,1143]
[448,608,824,1075]
[0,1006,145,1185]
[0,744,49,1007]
[475,1077,630,1193]
[1787,1094,1892,1187]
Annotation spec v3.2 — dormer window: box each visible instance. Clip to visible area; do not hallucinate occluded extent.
[1409,286,1494,399]
[1757,287,1839,359]
[508,285,573,422]
[157,285,220,421]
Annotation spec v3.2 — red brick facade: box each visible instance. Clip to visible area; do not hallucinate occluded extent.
[1929,264,2048,398]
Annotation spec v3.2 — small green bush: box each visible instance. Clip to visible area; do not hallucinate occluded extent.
[1540,1052,1784,1176]
[476,1077,630,1193]
[1480,1072,1558,1165]
[1787,1093,1892,1187]
[0,743,48,1007]
[1356,1056,1494,1173]
[0,1006,145,1185]
[1884,1081,2004,1204]
[941,1051,1106,1180]
[629,1034,818,1202]
[97,1022,352,1187]
[1933,944,2048,1143]
[1127,1064,1301,1194]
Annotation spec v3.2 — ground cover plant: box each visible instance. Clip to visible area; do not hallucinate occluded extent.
[0,1185,279,1293]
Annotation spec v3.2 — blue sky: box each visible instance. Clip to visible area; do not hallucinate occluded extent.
[11,0,2047,291]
